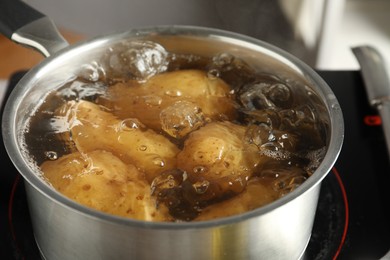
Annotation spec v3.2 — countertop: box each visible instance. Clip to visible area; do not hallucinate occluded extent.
[0,29,84,79]
[0,30,83,106]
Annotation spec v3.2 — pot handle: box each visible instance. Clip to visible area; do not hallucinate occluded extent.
[0,0,69,57]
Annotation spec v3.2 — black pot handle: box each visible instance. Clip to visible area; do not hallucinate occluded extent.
[0,0,44,39]
[0,0,68,57]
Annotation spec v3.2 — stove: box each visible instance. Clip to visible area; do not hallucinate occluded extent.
[1,71,389,260]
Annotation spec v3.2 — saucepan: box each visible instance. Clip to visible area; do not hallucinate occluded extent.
[0,1,343,259]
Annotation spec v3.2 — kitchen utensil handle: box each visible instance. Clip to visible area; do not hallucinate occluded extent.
[0,0,44,38]
[352,46,390,160]
[352,46,390,105]
[0,0,68,57]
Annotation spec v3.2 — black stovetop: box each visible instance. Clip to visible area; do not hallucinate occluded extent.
[1,71,390,260]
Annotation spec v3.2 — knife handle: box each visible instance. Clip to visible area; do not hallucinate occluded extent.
[0,0,68,57]
[352,46,390,160]
[0,0,44,39]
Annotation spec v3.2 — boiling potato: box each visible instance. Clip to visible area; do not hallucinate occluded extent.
[176,121,266,203]
[56,100,180,183]
[97,69,237,135]
[41,150,172,221]
[195,177,279,221]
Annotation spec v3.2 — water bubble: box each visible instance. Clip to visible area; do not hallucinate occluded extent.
[152,156,165,167]
[142,95,162,106]
[212,53,235,67]
[260,142,280,152]
[119,118,146,131]
[278,105,325,150]
[239,81,292,110]
[304,147,326,174]
[241,109,281,128]
[164,90,183,97]
[268,132,276,142]
[273,175,307,196]
[258,161,308,196]
[208,53,256,89]
[105,41,168,81]
[151,171,182,195]
[192,180,210,194]
[79,61,106,82]
[279,106,314,129]
[259,148,290,160]
[244,124,296,153]
[45,151,58,160]
[193,165,207,174]
[244,124,271,147]
[250,125,299,154]
[207,69,220,79]
[267,83,292,108]
[239,82,275,110]
[150,169,185,214]
[160,101,205,138]
[167,53,202,71]
[138,145,147,151]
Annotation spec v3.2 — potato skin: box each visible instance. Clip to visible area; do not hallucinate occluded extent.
[177,122,261,181]
[98,69,237,133]
[175,121,265,204]
[148,121,269,220]
[57,100,180,183]
[41,150,172,221]
[194,177,279,221]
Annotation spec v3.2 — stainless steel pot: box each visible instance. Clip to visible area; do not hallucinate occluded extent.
[0,2,344,260]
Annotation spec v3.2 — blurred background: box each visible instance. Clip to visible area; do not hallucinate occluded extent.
[1,1,390,259]
[20,0,390,71]
[1,0,390,78]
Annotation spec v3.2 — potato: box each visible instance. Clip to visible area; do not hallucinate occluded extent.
[194,177,279,221]
[41,150,172,221]
[97,69,237,136]
[176,121,266,203]
[56,100,180,183]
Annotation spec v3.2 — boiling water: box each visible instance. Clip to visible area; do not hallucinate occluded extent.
[23,40,329,221]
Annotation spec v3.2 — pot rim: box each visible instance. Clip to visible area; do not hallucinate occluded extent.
[1,25,344,229]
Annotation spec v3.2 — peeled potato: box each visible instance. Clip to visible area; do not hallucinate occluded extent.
[41,150,172,221]
[97,69,237,134]
[56,100,180,183]
[194,177,279,221]
[176,121,266,202]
